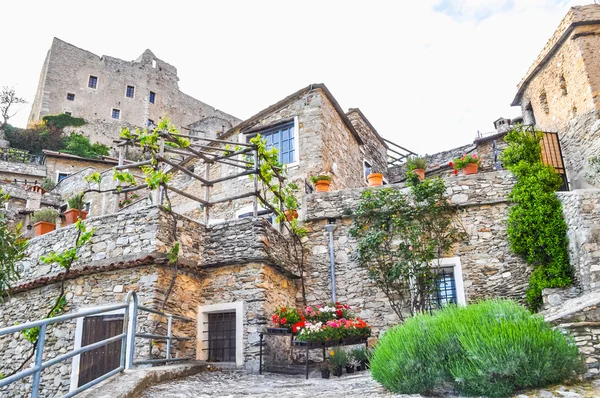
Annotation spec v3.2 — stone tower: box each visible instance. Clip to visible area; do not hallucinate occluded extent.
[511,4,600,189]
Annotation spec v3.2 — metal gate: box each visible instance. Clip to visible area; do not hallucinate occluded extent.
[207,312,236,362]
[77,315,124,387]
[540,131,569,191]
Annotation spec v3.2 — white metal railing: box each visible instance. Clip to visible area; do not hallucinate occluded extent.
[0,291,193,397]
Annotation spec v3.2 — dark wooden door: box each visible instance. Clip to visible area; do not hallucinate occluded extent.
[78,315,124,387]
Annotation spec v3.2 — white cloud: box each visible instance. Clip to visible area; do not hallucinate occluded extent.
[0,0,593,154]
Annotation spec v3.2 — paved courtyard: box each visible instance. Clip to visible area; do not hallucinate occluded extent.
[140,370,600,398]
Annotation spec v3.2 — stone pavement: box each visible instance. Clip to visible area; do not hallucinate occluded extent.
[140,369,600,398]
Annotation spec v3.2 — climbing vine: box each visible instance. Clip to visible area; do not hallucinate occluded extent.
[349,172,467,321]
[0,188,28,298]
[502,126,571,311]
[249,134,309,303]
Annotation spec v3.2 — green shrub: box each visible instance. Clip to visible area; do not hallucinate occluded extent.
[67,193,84,210]
[406,156,427,170]
[370,300,584,397]
[31,209,58,224]
[61,132,110,159]
[42,113,86,129]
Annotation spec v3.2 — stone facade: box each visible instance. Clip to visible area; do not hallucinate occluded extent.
[301,170,529,336]
[28,38,240,148]
[513,4,600,189]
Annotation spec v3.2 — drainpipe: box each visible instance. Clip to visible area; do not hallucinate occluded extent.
[325,219,337,303]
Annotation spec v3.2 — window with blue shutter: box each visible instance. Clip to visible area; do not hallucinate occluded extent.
[247,122,296,165]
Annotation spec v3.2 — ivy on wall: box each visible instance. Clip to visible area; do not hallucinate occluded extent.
[502,126,571,311]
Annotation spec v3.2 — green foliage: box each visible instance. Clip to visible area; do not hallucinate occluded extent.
[84,172,103,189]
[0,189,28,296]
[371,300,584,397]
[41,220,95,269]
[349,176,467,320]
[61,132,110,159]
[4,123,64,155]
[113,170,137,186]
[41,177,56,192]
[168,242,180,264]
[406,156,427,170]
[309,174,331,183]
[350,346,369,362]
[31,208,58,224]
[502,126,571,311]
[67,193,84,210]
[141,165,171,190]
[328,347,349,368]
[451,153,481,170]
[42,114,86,129]
[21,295,68,343]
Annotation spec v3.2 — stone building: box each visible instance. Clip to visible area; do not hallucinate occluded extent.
[512,4,600,189]
[28,38,240,148]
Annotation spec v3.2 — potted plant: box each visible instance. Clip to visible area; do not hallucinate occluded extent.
[64,193,87,225]
[367,172,384,187]
[282,183,300,221]
[31,208,59,236]
[407,156,427,180]
[310,175,332,193]
[346,356,356,374]
[450,153,481,175]
[329,346,347,377]
[351,347,369,371]
[320,361,331,379]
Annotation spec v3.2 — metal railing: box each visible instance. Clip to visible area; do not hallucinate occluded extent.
[0,291,194,397]
[0,147,44,165]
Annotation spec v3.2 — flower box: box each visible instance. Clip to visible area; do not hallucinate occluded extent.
[292,336,368,349]
[266,327,294,335]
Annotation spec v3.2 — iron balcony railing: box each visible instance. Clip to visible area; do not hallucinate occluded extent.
[0,291,193,397]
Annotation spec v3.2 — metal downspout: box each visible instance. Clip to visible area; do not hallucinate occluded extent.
[325,221,337,303]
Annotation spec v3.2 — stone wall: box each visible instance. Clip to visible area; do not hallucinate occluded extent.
[558,189,600,292]
[346,109,388,179]
[28,38,240,148]
[44,154,117,185]
[301,171,528,335]
[0,265,201,398]
[0,159,47,181]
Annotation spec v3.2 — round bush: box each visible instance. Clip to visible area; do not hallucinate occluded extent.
[370,300,584,397]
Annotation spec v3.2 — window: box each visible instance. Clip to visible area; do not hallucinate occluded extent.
[111,108,120,120]
[65,112,72,116]
[207,312,236,362]
[149,91,156,104]
[152,59,157,68]
[559,74,568,96]
[126,85,135,98]
[83,201,91,214]
[430,257,466,309]
[57,172,69,183]
[363,160,372,183]
[147,119,154,127]
[67,93,75,101]
[198,302,243,365]
[539,90,549,115]
[88,75,98,89]
[246,122,296,165]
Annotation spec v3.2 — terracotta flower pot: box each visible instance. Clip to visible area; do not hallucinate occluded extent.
[64,209,89,225]
[463,163,479,175]
[34,221,55,236]
[315,180,330,193]
[412,168,425,180]
[284,209,298,221]
[367,173,383,187]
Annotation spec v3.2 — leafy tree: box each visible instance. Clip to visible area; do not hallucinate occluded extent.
[0,188,28,296]
[60,132,110,159]
[350,174,467,320]
[502,126,571,310]
[0,87,26,129]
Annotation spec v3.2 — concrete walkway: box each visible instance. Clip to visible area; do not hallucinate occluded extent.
[139,370,600,398]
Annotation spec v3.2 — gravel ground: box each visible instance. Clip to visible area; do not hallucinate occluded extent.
[140,370,600,398]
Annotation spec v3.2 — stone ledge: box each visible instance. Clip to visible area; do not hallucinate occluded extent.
[79,362,207,398]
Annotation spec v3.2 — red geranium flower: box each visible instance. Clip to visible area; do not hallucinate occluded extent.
[453,169,458,175]
[280,317,287,325]
[336,309,343,318]
[449,161,454,167]
[292,321,305,333]
[272,314,279,324]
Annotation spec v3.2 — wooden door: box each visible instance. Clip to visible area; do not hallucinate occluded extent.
[77,315,124,387]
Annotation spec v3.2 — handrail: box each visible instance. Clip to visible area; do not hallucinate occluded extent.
[0,290,194,397]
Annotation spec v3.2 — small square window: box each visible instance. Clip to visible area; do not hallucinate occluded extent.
[147,119,154,127]
[126,85,135,98]
[57,172,69,182]
[67,93,75,101]
[111,108,120,119]
[149,91,156,104]
[88,75,98,89]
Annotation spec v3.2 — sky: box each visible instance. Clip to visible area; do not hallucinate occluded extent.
[0,0,592,154]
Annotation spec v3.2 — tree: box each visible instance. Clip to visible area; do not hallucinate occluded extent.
[61,132,110,159]
[350,174,467,321]
[0,188,28,296]
[0,87,27,129]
